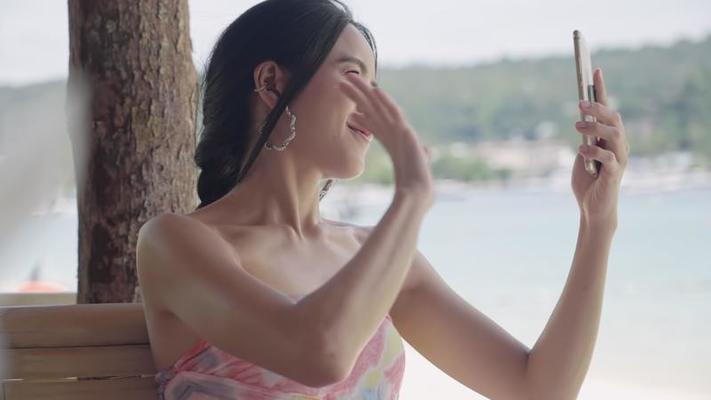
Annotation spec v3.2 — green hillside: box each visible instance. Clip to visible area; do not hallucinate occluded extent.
[2,34,709,186]
[376,34,711,158]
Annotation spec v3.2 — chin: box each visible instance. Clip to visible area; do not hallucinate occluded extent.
[329,157,366,180]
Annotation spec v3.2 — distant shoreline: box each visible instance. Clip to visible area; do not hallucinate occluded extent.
[28,167,711,218]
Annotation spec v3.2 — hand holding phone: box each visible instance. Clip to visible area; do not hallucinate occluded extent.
[573,30,601,176]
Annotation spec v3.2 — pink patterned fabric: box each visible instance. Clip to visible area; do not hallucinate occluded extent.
[155,293,406,399]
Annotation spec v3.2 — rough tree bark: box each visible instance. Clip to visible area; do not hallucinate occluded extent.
[67,0,198,303]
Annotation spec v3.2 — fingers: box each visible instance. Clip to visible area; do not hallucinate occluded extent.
[575,120,627,163]
[576,67,630,167]
[593,68,608,106]
[369,83,404,124]
[579,69,618,127]
[578,143,621,178]
[338,76,378,118]
[579,99,621,127]
[423,145,432,161]
[349,111,369,130]
[343,74,386,118]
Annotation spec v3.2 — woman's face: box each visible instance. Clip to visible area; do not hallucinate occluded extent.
[287,23,377,180]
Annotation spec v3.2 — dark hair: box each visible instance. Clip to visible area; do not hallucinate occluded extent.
[194,0,378,209]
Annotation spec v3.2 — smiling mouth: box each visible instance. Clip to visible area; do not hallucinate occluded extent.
[347,124,373,142]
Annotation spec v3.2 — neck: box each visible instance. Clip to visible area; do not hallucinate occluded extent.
[219,150,327,240]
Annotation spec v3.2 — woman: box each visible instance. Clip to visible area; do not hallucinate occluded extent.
[136,0,630,399]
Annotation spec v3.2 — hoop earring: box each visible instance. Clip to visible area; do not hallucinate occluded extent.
[319,179,334,201]
[254,83,296,151]
[264,105,296,151]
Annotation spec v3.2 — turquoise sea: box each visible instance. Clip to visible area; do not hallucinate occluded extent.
[1,186,709,398]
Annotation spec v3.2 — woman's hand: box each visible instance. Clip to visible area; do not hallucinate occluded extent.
[572,67,629,228]
[339,73,434,207]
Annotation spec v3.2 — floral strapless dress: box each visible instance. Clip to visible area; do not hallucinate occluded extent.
[155,293,406,399]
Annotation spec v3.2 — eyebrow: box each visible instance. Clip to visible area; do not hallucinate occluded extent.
[336,55,371,79]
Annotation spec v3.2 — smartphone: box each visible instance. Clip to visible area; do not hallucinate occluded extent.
[573,30,601,177]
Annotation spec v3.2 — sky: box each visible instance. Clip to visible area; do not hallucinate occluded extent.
[1,0,710,86]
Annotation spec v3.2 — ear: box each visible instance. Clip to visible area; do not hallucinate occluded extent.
[252,60,289,110]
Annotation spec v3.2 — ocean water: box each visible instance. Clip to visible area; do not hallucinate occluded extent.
[1,186,709,398]
[350,186,711,399]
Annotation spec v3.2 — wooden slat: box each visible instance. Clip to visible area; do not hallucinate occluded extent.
[0,292,77,307]
[3,376,158,400]
[0,303,148,348]
[4,344,156,379]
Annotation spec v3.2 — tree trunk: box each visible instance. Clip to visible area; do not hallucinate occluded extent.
[67,0,198,303]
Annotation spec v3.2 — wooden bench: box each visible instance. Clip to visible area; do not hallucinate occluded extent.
[0,303,158,400]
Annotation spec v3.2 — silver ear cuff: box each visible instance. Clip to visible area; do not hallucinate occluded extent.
[254,83,296,151]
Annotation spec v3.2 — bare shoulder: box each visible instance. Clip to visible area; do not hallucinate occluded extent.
[139,212,188,243]
[138,212,229,255]
[140,212,210,241]
[136,212,239,292]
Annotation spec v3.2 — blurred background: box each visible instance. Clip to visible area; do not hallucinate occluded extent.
[1,0,710,399]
